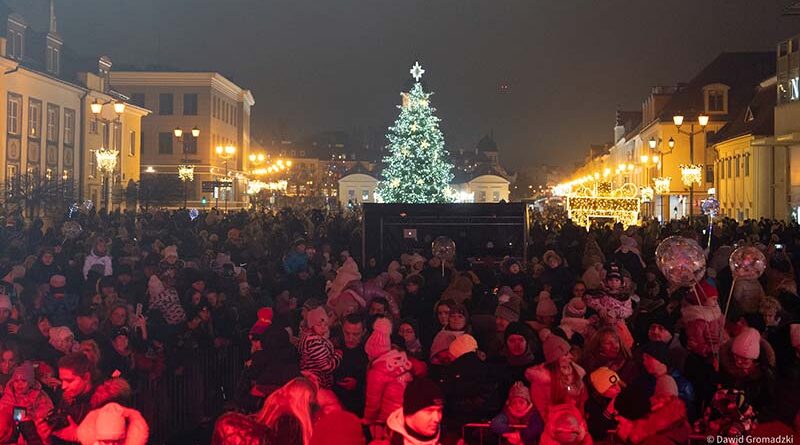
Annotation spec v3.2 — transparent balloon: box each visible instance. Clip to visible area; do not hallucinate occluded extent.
[61,221,83,240]
[729,246,766,280]
[431,236,456,261]
[655,236,706,287]
[189,208,199,221]
[701,196,720,218]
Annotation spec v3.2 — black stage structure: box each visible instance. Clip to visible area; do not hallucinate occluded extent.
[361,203,529,268]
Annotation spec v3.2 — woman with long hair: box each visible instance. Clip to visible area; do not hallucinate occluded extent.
[212,377,317,445]
[580,326,638,384]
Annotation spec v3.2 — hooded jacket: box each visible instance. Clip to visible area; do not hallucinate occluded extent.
[364,350,413,426]
[525,362,587,421]
[381,408,440,445]
[82,248,113,279]
[619,396,689,444]
[0,380,54,444]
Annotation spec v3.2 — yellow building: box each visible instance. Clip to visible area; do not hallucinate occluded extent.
[775,34,800,220]
[711,77,786,220]
[109,71,255,209]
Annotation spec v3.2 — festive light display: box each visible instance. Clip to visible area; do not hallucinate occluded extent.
[178,165,195,182]
[640,186,654,203]
[95,148,119,174]
[247,180,288,195]
[565,181,640,229]
[680,164,703,187]
[376,63,454,203]
[653,177,671,194]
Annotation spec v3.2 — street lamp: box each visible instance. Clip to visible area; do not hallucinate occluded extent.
[672,113,709,221]
[174,127,200,207]
[215,144,236,211]
[95,148,119,211]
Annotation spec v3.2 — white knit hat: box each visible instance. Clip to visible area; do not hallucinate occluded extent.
[731,327,761,360]
[365,317,393,361]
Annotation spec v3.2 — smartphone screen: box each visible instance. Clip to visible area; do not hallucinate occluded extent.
[12,407,25,422]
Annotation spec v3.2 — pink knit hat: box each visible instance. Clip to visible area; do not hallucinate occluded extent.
[543,335,570,364]
[536,292,558,317]
[306,307,329,328]
[732,327,761,360]
[365,318,393,361]
[96,403,127,441]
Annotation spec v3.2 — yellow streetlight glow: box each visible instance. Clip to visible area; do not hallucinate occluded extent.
[113,102,126,114]
[191,126,200,138]
[174,127,183,138]
[673,115,684,126]
[698,115,710,126]
[90,100,103,115]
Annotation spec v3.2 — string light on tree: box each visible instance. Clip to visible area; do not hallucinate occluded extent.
[376,62,454,203]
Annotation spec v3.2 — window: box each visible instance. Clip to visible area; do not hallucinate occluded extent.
[7,94,21,135]
[348,189,355,200]
[129,131,136,156]
[708,90,725,112]
[90,120,98,135]
[130,93,145,108]
[492,191,500,201]
[706,164,714,183]
[361,190,369,201]
[727,158,732,177]
[735,157,740,177]
[183,136,197,154]
[64,109,75,145]
[158,93,173,115]
[28,99,41,138]
[89,150,97,177]
[113,123,122,151]
[745,155,750,177]
[477,191,487,202]
[223,102,228,123]
[213,97,218,118]
[158,132,173,154]
[183,93,198,115]
[46,104,59,143]
[46,46,59,75]
[7,30,23,60]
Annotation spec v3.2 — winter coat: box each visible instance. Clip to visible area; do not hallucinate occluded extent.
[76,402,148,445]
[585,290,633,326]
[376,408,441,445]
[525,361,587,420]
[439,352,500,426]
[0,383,54,444]
[364,350,413,426]
[718,342,776,421]
[538,403,592,445]
[333,345,368,416]
[490,409,543,445]
[298,331,341,389]
[619,397,690,444]
[148,287,186,326]
[681,302,726,358]
[82,250,113,279]
[28,261,60,286]
[41,292,80,328]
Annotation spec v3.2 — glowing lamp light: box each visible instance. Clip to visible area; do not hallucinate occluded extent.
[191,127,200,138]
[145,166,156,173]
[113,102,126,114]
[648,137,657,149]
[673,115,684,127]
[178,165,195,182]
[680,164,703,187]
[95,148,119,174]
[653,177,671,194]
[641,155,650,164]
[698,115,710,127]
[90,100,103,115]
[174,127,183,138]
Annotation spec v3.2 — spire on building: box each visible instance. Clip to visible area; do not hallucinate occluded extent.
[49,0,57,34]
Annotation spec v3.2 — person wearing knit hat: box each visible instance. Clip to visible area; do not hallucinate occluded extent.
[249,307,274,337]
[305,307,330,336]
[49,326,76,354]
[490,381,543,444]
[495,301,521,333]
[383,377,443,445]
[731,326,761,361]
[542,335,571,365]
[429,330,458,364]
[310,410,365,445]
[3,361,55,443]
[161,245,178,261]
[536,292,559,328]
[616,373,690,445]
[589,367,622,397]
[326,257,362,302]
[562,297,586,319]
[76,401,149,445]
[299,306,341,389]
[448,334,478,360]
[365,317,393,361]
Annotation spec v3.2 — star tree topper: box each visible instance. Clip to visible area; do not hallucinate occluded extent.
[410,62,425,81]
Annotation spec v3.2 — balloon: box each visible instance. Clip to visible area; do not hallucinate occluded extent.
[431,236,456,261]
[61,221,83,240]
[729,246,766,280]
[701,196,720,218]
[655,236,706,287]
[189,208,199,221]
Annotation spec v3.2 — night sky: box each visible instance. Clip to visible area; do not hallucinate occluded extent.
[10,0,800,171]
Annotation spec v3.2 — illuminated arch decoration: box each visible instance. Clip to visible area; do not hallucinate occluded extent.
[565,181,641,229]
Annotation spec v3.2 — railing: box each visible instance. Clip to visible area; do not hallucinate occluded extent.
[130,345,246,444]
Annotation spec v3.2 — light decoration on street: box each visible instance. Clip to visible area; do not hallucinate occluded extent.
[680,164,703,187]
[95,148,118,174]
[178,165,195,182]
[653,177,671,194]
[640,186,654,203]
[565,182,640,229]
[247,180,288,195]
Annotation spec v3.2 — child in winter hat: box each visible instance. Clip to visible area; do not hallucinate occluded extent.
[543,335,571,364]
[365,317,393,361]
[731,327,761,361]
[491,381,543,444]
[306,307,329,330]
[249,307,274,337]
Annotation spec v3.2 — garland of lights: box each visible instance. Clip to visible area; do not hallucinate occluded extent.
[376,63,454,203]
[640,186,654,203]
[178,165,195,182]
[565,181,640,229]
[653,177,671,194]
[680,164,703,187]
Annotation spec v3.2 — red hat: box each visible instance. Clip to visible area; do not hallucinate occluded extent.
[250,307,274,336]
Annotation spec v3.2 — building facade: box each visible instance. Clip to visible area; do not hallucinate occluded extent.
[109,71,255,208]
[775,34,800,220]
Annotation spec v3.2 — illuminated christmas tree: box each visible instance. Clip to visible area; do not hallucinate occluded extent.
[376,62,454,203]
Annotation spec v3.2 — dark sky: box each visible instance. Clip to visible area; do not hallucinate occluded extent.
[15,0,800,171]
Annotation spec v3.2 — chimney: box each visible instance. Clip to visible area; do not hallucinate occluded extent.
[613,109,625,143]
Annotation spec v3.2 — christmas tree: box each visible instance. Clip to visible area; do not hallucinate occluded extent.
[376,62,454,203]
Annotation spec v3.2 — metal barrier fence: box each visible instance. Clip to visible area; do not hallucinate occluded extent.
[130,345,246,445]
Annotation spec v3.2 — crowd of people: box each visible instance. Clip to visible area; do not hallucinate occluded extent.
[0,207,796,445]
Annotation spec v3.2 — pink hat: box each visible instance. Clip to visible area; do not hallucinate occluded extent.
[543,335,570,364]
[249,307,274,336]
[365,318,393,361]
[731,327,761,360]
[448,334,478,359]
[95,402,127,441]
[536,293,558,317]
[306,307,329,328]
